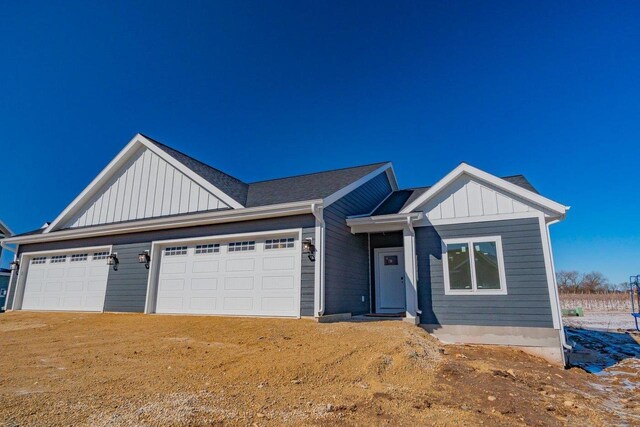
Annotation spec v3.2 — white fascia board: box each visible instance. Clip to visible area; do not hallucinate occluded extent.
[323,163,397,208]
[0,219,13,237]
[44,135,142,233]
[400,163,569,217]
[5,199,322,245]
[44,133,246,234]
[136,135,245,210]
[346,212,423,234]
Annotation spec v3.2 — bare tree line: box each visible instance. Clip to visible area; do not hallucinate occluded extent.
[556,270,629,293]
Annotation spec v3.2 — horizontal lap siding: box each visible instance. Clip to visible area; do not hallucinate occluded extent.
[324,172,392,315]
[17,215,316,316]
[104,243,151,312]
[416,217,554,328]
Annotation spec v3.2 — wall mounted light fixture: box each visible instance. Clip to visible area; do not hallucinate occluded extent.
[107,253,119,271]
[138,250,151,269]
[9,260,19,271]
[302,238,316,262]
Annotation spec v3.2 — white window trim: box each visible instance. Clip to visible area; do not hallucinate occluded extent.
[442,235,507,296]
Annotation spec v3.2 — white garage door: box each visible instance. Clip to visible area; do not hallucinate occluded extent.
[22,251,110,311]
[156,235,300,317]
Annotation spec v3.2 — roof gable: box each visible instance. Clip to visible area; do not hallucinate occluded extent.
[400,163,568,219]
[45,134,244,233]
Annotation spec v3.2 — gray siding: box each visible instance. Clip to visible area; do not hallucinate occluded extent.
[416,217,553,328]
[103,243,151,312]
[300,227,315,316]
[324,172,393,315]
[0,274,9,310]
[16,215,315,316]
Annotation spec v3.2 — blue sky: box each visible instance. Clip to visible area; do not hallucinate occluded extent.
[1,1,639,283]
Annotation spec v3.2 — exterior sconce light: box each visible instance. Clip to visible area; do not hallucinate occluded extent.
[9,260,19,271]
[138,250,150,269]
[107,253,119,271]
[302,238,316,262]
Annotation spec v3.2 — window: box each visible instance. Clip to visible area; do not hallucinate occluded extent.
[165,246,188,256]
[50,255,67,264]
[70,254,88,262]
[228,241,255,252]
[195,244,220,254]
[265,237,294,250]
[92,251,110,260]
[31,257,46,265]
[442,236,506,295]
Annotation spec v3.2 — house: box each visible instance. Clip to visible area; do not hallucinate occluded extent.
[1,134,569,364]
[0,220,13,310]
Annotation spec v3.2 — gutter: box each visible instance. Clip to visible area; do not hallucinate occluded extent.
[3,200,323,245]
[311,203,326,317]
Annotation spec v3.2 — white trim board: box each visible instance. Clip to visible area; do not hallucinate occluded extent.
[44,134,244,233]
[400,163,568,217]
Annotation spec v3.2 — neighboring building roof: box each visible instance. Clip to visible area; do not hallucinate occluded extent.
[0,219,13,237]
[371,175,537,216]
[245,162,389,207]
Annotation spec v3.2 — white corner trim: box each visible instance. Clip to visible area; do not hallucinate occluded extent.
[323,163,396,208]
[442,235,508,296]
[537,216,562,331]
[44,133,246,234]
[400,163,568,216]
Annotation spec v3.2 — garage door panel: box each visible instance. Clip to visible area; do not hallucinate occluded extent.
[191,278,217,290]
[262,276,295,290]
[192,260,219,273]
[263,256,295,271]
[21,251,109,312]
[226,258,255,272]
[156,234,300,317]
[160,279,185,291]
[262,297,295,312]
[162,262,186,274]
[224,277,254,290]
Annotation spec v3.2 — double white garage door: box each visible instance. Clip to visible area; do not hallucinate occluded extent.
[155,235,301,317]
[22,251,110,311]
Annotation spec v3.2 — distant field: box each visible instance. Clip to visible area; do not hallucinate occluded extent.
[559,292,633,312]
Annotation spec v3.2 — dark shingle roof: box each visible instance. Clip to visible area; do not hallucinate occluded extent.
[143,134,250,207]
[245,162,388,207]
[371,175,537,215]
[144,134,388,209]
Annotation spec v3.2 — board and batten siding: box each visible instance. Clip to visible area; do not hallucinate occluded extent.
[65,146,230,229]
[323,172,393,315]
[103,243,152,312]
[416,217,554,328]
[422,175,537,222]
[14,215,315,316]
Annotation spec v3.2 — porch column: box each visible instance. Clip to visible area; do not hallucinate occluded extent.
[403,224,419,324]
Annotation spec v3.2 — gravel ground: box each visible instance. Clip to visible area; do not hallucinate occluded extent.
[0,312,637,426]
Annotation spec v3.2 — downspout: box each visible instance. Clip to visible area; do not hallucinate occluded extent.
[546,219,571,352]
[311,204,326,317]
[405,216,422,316]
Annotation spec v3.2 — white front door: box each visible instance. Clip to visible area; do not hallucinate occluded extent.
[155,234,301,317]
[374,247,406,313]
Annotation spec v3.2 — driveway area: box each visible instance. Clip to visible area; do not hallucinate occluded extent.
[0,312,636,426]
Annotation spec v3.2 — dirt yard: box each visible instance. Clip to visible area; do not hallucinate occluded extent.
[0,313,637,426]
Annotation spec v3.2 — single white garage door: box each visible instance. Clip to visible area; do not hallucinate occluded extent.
[156,235,300,317]
[22,251,110,311]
